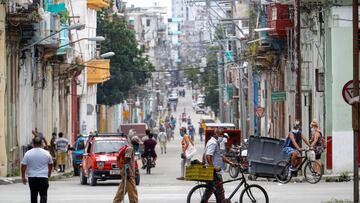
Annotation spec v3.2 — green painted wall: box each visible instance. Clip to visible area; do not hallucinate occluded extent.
[324,10,333,137]
[330,27,353,131]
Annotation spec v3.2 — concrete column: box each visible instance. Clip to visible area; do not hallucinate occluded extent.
[0,5,7,176]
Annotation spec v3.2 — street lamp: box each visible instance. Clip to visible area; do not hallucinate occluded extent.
[57,36,105,50]
[22,23,86,51]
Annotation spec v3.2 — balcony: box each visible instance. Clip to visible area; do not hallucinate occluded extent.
[87,0,110,11]
[266,4,293,38]
[87,59,111,85]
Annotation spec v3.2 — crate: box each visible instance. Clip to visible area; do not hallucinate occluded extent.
[185,164,214,181]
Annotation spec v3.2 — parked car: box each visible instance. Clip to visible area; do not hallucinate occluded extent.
[195,102,206,114]
[72,134,88,176]
[80,133,140,186]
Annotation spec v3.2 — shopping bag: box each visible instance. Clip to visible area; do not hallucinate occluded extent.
[185,144,197,159]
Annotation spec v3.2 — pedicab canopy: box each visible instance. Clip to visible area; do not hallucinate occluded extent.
[204,123,241,147]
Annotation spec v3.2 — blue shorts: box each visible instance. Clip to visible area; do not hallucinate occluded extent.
[282,147,300,158]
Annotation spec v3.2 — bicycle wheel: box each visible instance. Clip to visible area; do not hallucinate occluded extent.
[239,184,269,203]
[229,165,239,178]
[274,160,292,184]
[187,184,219,203]
[304,161,322,184]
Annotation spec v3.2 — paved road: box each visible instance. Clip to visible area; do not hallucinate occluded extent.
[0,88,354,203]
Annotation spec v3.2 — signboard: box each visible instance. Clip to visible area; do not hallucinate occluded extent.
[256,107,265,118]
[342,80,360,105]
[271,91,286,102]
[224,51,234,62]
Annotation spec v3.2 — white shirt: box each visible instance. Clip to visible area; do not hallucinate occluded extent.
[205,137,224,173]
[220,137,228,150]
[21,148,53,178]
[158,132,167,142]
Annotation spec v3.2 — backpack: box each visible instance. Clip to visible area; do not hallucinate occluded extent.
[315,132,326,154]
[117,145,128,169]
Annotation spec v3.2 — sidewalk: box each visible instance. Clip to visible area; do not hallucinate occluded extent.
[0,169,73,185]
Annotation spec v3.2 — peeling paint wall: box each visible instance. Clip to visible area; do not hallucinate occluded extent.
[0,5,7,176]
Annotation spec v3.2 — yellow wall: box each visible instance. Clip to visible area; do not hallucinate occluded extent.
[0,5,7,176]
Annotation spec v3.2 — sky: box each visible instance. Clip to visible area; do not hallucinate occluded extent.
[124,0,172,15]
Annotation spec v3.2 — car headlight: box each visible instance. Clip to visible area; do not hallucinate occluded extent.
[97,161,105,169]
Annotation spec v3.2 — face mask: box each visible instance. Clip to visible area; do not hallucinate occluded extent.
[180,131,185,137]
[311,128,315,134]
[292,130,299,134]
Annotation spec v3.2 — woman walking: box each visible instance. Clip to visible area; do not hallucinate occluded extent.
[177,127,194,180]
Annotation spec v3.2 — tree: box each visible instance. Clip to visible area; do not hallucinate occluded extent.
[96,13,154,106]
[184,67,200,85]
[199,46,220,113]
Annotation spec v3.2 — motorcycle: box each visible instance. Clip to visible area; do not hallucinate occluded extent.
[228,139,249,178]
[144,149,155,174]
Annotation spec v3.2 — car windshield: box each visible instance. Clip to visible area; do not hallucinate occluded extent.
[77,140,85,150]
[93,140,127,154]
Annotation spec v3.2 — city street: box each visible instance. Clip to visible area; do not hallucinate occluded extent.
[0,90,354,203]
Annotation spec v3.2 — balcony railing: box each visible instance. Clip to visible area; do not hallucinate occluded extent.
[87,0,110,10]
[87,59,111,85]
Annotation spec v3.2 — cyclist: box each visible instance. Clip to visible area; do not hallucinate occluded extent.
[141,133,157,169]
[282,122,311,171]
[204,128,237,202]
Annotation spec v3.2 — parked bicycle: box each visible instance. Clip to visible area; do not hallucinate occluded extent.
[273,149,322,184]
[187,166,269,203]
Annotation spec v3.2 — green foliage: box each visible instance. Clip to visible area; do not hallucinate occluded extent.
[59,11,69,24]
[184,67,200,85]
[96,13,154,106]
[325,171,350,182]
[198,45,221,113]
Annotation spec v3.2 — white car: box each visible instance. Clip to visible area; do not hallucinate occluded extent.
[195,103,206,114]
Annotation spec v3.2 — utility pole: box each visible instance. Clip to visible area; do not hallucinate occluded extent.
[231,0,240,129]
[352,1,359,202]
[294,0,302,124]
[217,52,225,122]
[248,62,255,136]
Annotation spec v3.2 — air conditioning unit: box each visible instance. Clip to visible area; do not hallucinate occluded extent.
[34,12,60,47]
[7,0,32,14]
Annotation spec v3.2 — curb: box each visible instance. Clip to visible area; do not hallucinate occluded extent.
[0,171,74,185]
[244,173,352,183]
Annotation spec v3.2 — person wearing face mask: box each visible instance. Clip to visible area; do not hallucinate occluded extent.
[177,127,193,180]
[309,119,322,175]
[202,128,237,202]
[282,121,311,171]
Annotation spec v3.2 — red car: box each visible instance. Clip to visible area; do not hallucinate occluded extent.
[79,133,140,186]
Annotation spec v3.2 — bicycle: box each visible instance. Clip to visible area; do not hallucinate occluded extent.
[187,166,269,203]
[273,149,322,184]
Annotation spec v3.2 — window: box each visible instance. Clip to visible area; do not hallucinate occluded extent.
[146,19,151,27]
[93,140,128,154]
[77,140,85,150]
[272,7,277,20]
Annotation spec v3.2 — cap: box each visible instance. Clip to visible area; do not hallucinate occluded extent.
[223,133,229,138]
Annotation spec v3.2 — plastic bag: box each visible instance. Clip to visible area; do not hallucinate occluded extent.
[308,150,316,161]
[185,144,197,159]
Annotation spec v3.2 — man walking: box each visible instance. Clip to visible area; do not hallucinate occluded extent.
[21,137,53,203]
[203,128,236,202]
[55,132,69,172]
[113,137,140,203]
